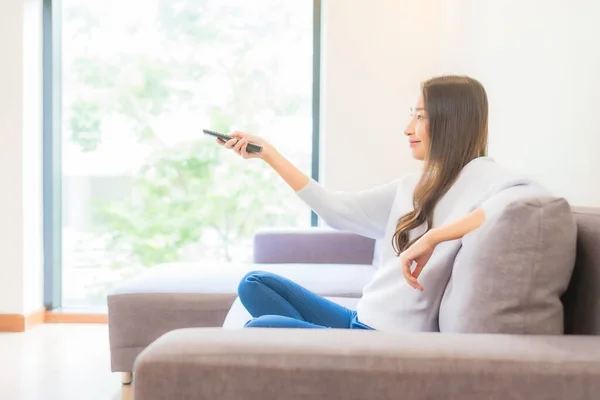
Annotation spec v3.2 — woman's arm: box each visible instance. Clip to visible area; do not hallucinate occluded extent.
[400,208,486,291]
[428,208,485,245]
[221,131,399,240]
[263,148,310,191]
[220,131,310,190]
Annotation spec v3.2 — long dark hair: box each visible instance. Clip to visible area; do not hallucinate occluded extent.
[392,75,489,255]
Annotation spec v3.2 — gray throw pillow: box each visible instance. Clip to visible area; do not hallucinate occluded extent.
[439,193,577,334]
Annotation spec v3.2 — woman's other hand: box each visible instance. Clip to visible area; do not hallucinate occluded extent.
[399,231,438,292]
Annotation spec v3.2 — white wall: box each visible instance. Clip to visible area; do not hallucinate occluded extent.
[319,0,440,190]
[0,0,44,315]
[0,0,26,315]
[437,0,600,206]
[323,0,600,207]
[22,0,45,314]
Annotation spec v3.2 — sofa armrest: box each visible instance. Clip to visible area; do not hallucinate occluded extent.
[253,227,376,264]
[134,328,600,400]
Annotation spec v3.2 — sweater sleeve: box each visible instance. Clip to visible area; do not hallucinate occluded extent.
[295,178,401,239]
[480,178,548,220]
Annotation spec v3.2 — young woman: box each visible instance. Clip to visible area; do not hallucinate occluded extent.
[217,75,533,332]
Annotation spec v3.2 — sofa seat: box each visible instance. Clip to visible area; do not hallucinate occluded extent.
[223,296,361,328]
[133,328,600,400]
[108,261,375,372]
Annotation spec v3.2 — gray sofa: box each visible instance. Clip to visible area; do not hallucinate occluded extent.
[108,207,600,399]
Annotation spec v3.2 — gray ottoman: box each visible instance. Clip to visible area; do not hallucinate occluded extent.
[108,262,374,379]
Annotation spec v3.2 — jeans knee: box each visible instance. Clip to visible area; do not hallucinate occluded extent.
[237,270,264,301]
[243,317,262,328]
[243,315,287,328]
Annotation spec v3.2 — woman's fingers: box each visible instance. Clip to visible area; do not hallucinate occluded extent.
[240,140,251,158]
[401,256,417,288]
[230,131,249,141]
[233,137,247,154]
[220,131,266,159]
[220,135,252,158]
[412,271,424,292]
[400,253,424,291]
[412,262,425,280]
[224,138,238,149]
[231,131,263,145]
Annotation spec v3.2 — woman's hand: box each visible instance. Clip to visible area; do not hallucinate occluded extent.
[399,209,486,292]
[217,131,275,161]
[399,231,439,292]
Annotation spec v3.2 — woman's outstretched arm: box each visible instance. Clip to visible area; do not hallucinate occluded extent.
[219,131,399,240]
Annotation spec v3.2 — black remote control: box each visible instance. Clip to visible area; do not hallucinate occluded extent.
[202,129,263,154]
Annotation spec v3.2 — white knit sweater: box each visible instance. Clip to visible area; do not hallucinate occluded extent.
[296,157,543,332]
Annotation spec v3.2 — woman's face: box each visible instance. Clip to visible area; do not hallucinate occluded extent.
[404,94,430,161]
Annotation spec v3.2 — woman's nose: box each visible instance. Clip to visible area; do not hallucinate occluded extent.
[404,119,415,136]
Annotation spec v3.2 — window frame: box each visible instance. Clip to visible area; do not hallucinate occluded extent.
[43,0,63,310]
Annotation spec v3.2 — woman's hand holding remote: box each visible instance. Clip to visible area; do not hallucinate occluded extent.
[217,131,271,160]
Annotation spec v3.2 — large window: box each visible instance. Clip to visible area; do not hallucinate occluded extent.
[45,0,320,308]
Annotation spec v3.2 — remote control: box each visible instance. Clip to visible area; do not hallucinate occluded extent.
[202,129,263,154]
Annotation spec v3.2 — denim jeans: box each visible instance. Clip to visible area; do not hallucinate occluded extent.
[237,270,374,330]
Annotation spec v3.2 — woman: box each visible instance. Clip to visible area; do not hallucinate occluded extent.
[217,75,532,332]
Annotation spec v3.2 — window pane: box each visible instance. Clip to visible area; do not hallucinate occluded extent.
[61,0,314,308]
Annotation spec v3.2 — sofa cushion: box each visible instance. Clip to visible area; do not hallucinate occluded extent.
[223,297,361,328]
[439,192,577,334]
[111,262,375,296]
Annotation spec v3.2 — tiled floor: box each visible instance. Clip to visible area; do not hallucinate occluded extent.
[0,324,132,400]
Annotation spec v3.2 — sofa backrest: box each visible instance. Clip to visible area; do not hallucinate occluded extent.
[562,207,600,335]
[253,228,376,265]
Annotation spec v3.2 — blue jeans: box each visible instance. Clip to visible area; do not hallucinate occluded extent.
[237,270,374,330]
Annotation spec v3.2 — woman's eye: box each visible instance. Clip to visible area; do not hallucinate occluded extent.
[416,115,423,120]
